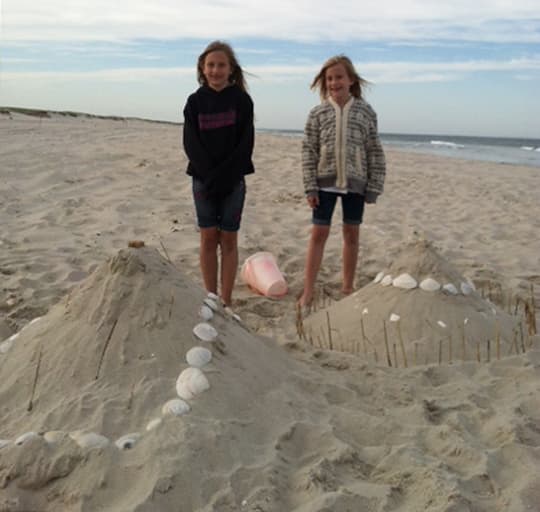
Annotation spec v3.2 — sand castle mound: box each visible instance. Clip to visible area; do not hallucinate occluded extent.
[303,240,530,366]
[0,246,297,510]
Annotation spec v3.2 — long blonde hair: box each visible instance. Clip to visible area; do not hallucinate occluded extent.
[311,55,369,100]
[197,40,248,92]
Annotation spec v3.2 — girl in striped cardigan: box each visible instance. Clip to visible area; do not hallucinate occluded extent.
[299,55,386,309]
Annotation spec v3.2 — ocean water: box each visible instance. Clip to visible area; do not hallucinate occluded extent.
[259,129,540,168]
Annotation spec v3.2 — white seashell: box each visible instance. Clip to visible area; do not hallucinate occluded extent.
[362,308,369,315]
[224,307,242,323]
[15,432,39,445]
[199,304,214,321]
[390,313,401,322]
[69,431,110,449]
[146,418,163,431]
[464,318,469,325]
[207,292,219,301]
[420,278,441,292]
[115,433,141,450]
[186,346,212,368]
[381,275,393,286]
[442,283,458,295]
[373,271,384,284]
[437,320,447,329]
[460,282,474,295]
[162,398,191,416]
[203,298,219,311]
[392,273,418,290]
[44,431,66,444]
[176,367,210,401]
[193,322,218,342]
[28,317,42,326]
[0,439,12,449]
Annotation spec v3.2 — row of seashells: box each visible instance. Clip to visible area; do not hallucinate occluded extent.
[0,292,226,453]
[373,272,476,296]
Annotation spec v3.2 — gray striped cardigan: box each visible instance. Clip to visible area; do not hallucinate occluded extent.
[302,97,386,202]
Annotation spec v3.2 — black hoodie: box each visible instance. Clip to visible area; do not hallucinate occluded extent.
[183,84,254,199]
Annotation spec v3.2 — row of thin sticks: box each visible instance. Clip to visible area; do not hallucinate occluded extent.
[296,283,537,367]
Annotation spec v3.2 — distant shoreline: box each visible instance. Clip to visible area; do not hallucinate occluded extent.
[0,106,182,126]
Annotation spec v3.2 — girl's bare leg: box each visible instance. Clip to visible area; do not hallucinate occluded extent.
[299,225,330,306]
[200,227,219,294]
[342,223,359,295]
[218,230,238,307]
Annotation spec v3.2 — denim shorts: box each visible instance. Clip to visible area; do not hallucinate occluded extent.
[192,178,245,231]
[312,190,365,226]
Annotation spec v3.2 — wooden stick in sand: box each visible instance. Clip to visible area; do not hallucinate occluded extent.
[326,312,334,350]
[393,343,398,368]
[461,323,467,361]
[159,238,172,263]
[414,342,418,367]
[476,340,481,363]
[397,321,408,368]
[438,339,443,365]
[27,341,43,412]
[495,321,501,360]
[448,334,453,364]
[360,316,368,358]
[383,320,392,367]
[486,339,491,363]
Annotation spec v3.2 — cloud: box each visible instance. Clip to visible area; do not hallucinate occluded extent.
[3,57,540,85]
[3,1,540,43]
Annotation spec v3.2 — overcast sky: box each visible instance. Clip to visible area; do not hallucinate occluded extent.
[2,1,539,137]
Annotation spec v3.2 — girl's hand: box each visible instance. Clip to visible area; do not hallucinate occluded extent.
[307,195,319,209]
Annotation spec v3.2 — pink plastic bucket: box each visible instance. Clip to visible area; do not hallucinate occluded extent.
[241,252,288,298]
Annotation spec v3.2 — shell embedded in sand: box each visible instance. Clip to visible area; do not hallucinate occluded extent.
[373,271,384,284]
[390,313,401,322]
[392,273,418,289]
[199,304,214,321]
[420,278,441,292]
[381,275,393,286]
[44,431,67,444]
[176,367,210,401]
[69,431,110,449]
[186,346,212,368]
[203,298,219,311]
[0,439,13,449]
[362,308,369,315]
[460,282,474,295]
[15,432,39,445]
[437,320,447,329]
[193,322,218,342]
[146,418,163,431]
[162,398,191,416]
[115,433,141,450]
[442,283,458,295]
[224,307,242,323]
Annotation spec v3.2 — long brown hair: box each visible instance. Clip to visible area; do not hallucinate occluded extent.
[197,40,248,92]
[311,55,369,100]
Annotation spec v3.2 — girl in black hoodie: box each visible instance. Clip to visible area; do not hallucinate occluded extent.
[183,41,254,307]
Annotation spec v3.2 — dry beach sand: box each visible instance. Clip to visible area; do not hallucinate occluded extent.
[1,110,539,511]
